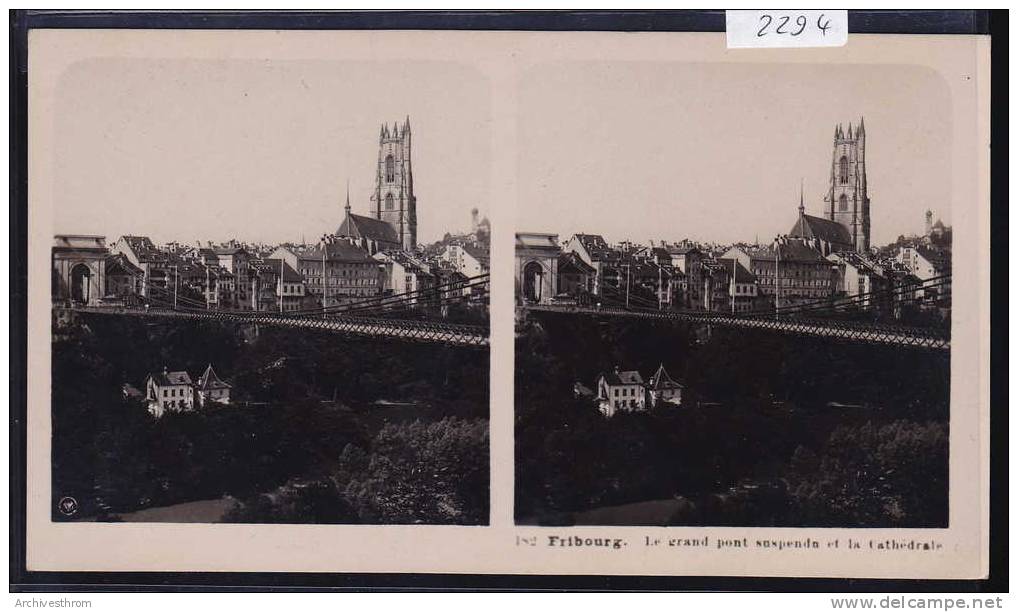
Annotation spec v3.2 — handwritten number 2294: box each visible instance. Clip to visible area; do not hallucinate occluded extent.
[757,13,831,37]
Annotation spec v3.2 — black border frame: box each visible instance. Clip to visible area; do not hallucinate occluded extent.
[9,9,1007,593]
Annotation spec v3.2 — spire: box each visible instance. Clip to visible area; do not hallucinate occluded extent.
[847,122,853,139]
[404,115,411,132]
[344,179,351,216]
[799,179,805,216]
[858,116,865,135]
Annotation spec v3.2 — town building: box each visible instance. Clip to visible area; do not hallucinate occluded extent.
[556,251,596,298]
[443,243,490,278]
[666,246,704,309]
[715,257,759,313]
[375,251,436,306]
[823,118,871,252]
[211,247,252,309]
[896,245,951,305]
[102,253,144,304]
[724,241,836,310]
[145,368,195,417]
[262,258,307,312]
[617,256,671,309]
[430,265,470,305]
[270,238,381,310]
[563,233,621,296]
[111,235,175,300]
[596,368,646,417]
[202,265,235,310]
[827,251,888,310]
[896,245,949,282]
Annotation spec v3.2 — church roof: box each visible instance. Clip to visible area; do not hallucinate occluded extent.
[197,364,231,391]
[746,241,831,264]
[648,364,683,391]
[789,213,853,248]
[302,239,376,263]
[337,212,400,245]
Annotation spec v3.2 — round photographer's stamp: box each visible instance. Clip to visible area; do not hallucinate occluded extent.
[57,496,78,516]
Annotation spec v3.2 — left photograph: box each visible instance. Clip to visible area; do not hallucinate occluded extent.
[49,57,491,524]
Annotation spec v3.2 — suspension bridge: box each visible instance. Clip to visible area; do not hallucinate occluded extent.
[56,273,490,348]
[520,274,951,351]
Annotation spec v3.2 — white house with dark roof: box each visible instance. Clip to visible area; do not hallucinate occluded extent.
[145,367,195,417]
[596,367,645,416]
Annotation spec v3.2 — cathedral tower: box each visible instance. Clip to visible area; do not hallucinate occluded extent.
[370,117,417,251]
[824,118,870,252]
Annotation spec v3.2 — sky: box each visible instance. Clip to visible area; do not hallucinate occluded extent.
[50,55,953,250]
[52,58,492,245]
[515,61,953,247]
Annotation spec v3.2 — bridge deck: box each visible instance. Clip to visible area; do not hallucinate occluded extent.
[521,304,949,351]
[60,306,489,348]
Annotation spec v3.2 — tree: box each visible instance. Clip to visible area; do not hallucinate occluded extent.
[342,417,489,524]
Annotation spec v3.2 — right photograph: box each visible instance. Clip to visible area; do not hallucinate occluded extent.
[514,61,952,528]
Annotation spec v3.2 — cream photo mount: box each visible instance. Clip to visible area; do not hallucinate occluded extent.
[24,27,990,579]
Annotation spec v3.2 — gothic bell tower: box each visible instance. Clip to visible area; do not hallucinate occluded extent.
[370,117,417,251]
[824,118,870,252]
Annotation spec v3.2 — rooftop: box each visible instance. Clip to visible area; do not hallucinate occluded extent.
[789,213,853,248]
[337,212,400,245]
[601,369,644,386]
[148,369,193,387]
